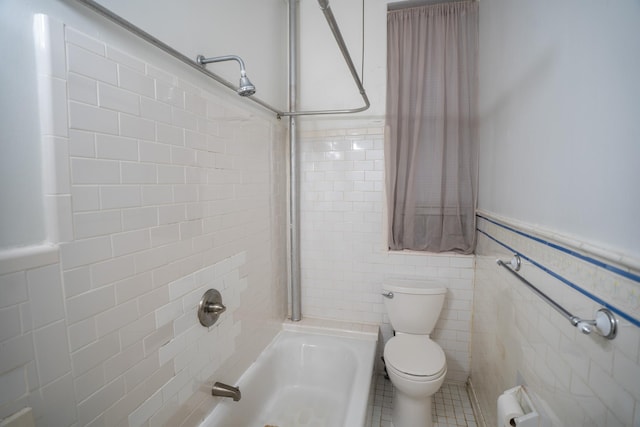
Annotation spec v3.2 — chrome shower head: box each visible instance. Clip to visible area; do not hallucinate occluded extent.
[196,54,256,97]
[237,73,256,97]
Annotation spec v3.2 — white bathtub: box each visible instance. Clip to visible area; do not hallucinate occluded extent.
[200,323,378,427]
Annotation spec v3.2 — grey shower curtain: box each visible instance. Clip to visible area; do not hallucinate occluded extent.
[385,1,478,253]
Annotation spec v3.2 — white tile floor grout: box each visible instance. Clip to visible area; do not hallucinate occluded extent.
[370,375,478,427]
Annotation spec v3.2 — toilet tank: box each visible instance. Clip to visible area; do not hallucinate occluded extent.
[382,278,447,335]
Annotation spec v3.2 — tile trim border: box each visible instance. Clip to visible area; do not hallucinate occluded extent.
[0,244,59,275]
[476,210,640,273]
[476,213,640,329]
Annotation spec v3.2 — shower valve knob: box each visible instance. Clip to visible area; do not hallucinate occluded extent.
[198,289,226,327]
[204,302,226,314]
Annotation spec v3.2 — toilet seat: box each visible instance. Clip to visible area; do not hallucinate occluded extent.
[384,335,446,380]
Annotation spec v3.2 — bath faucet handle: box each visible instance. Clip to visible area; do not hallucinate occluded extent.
[381,290,394,299]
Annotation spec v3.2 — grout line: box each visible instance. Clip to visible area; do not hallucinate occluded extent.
[477,227,640,328]
[476,213,640,282]
[370,375,478,427]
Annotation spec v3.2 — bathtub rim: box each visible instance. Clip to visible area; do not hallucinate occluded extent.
[281,317,379,341]
[198,318,379,427]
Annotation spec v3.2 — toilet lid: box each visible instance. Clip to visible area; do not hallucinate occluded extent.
[384,335,446,377]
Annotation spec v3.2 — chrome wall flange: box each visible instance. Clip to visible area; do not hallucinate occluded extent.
[496,254,521,271]
[198,289,227,327]
[594,308,618,339]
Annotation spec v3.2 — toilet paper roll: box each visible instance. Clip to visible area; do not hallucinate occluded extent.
[497,393,524,427]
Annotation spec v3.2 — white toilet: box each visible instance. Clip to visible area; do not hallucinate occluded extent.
[382,278,447,427]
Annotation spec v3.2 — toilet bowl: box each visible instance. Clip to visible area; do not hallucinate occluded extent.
[381,279,448,427]
[384,334,446,427]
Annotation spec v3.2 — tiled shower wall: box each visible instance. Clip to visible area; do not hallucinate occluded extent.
[473,214,640,427]
[0,16,287,426]
[299,127,474,383]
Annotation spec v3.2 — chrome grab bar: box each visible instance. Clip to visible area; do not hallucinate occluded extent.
[497,255,618,339]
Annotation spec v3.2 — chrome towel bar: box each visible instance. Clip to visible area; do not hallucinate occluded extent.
[497,255,618,339]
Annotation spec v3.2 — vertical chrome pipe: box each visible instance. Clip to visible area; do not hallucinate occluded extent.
[289,0,302,321]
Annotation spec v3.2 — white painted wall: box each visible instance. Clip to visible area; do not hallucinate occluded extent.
[474,2,640,425]
[477,0,640,260]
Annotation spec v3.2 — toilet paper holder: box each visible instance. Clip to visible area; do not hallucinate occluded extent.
[497,386,539,427]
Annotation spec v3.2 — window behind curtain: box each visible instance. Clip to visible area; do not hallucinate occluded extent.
[385,1,479,254]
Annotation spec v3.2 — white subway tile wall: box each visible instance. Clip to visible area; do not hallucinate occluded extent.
[299,127,474,383]
[473,216,640,427]
[0,16,287,426]
[13,10,638,427]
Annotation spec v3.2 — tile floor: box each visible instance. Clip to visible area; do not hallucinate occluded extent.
[370,375,478,427]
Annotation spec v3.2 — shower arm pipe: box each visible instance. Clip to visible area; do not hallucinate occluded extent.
[280,0,371,118]
[69,0,281,116]
[197,55,248,77]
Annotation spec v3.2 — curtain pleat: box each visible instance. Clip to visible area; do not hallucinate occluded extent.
[385,1,479,253]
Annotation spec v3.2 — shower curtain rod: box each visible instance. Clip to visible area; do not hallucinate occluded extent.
[280,0,370,117]
[69,0,369,119]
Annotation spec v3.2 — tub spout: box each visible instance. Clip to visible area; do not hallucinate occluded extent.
[211,382,241,401]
